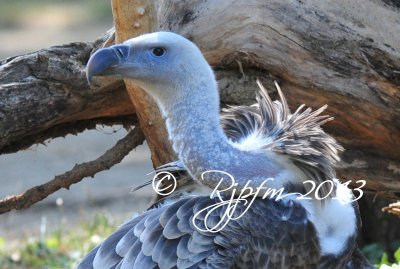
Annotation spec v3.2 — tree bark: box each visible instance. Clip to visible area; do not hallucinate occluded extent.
[0,30,135,154]
[0,0,399,199]
[111,0,177,167]
[156,0,400,198]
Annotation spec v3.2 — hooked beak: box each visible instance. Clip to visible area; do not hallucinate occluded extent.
[86,44,130,84]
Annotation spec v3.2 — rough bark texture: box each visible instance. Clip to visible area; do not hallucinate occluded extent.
[0,126,145,214]
[156,0,400,198]
[111,0,177,167]
[0,30,135,154]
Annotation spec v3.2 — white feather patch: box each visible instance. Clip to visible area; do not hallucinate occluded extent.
[230,132,270,152]
[298,182,356,255]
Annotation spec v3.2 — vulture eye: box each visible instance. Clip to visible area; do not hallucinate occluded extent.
[151,47,166,57]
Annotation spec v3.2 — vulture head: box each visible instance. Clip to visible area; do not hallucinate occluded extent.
[87,32,216,110]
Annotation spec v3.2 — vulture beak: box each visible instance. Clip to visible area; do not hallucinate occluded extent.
[86,44,130,84]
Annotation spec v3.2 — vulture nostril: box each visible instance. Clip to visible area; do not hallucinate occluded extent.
[112,46,129,62]
[115,48,125,60]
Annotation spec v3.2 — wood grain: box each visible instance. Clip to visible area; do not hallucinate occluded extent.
[0,32,135,154]
[158,0,400,195]
[111,0,177,167]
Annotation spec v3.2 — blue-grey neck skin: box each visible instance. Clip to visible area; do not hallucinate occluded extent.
[141,63,296,192]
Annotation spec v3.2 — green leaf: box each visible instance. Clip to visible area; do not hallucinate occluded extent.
[0,236,5,250]
[381,253,390,265]
[395,247,400,263]
[363,243,385,264]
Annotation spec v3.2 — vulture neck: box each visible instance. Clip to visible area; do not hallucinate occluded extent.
[159,76,289,192]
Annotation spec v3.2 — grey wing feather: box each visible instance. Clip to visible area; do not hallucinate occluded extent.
[77,245,98,269]
[77,196,321,269]
[93,223,134,268]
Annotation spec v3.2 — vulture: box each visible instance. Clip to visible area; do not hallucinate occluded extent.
[81,32,374,269]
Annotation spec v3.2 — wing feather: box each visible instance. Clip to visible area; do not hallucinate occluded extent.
[78,196,321,269]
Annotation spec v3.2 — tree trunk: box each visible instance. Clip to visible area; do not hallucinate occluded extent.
[1,1,399,199]
[111,0,177,167]
[156,0,400,198]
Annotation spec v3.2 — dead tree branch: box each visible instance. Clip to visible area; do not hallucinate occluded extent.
[0,126,145,214]
[0,30,134,155]
[382,201,400,217]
